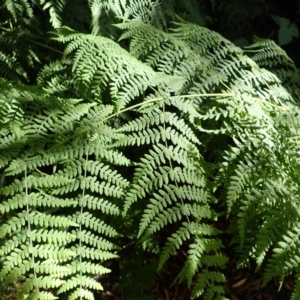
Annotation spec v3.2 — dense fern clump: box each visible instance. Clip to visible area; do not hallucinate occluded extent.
[0,78,130,299]
[1,1,300,299]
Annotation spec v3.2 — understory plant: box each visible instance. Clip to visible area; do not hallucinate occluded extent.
[1,1,300,299]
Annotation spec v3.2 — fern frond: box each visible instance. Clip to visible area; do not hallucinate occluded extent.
[52,26,161,109]
[192,270,227,300]
[40,0,66,28]
[158,222,194,269]
[291,269,300,300]
[244,38,300,100]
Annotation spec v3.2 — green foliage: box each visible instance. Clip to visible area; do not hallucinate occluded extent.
[244,37,300,100]
[0,1,300,300]
[0,78,129,299]
[271,15,299,46]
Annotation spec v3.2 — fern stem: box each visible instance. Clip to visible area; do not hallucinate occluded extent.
[25,166,40,298]
[47,92,235,151]
[251,96,287,111]
[162,99,191,225]
[0,26,63,54]
[79,141,89,299]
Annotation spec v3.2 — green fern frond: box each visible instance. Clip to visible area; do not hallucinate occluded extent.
[51,26,161,109]
[192,270,227,299]
[40,0,66,28]
[244,37,300,101]
[291,269,300,300]
[264,225,300,286]
[158,222,194,269]
[0,76,129,298]
[122,0,175,29]
[57,275,102,294]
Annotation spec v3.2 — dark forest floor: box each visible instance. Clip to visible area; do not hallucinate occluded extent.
[97,253,293,300]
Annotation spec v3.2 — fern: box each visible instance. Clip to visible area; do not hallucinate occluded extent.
[1,1,300,299]
[244,37,300,101]
[40,0,66,28]
[50,26,182,111]
[0,78,129,299]
[117,19,300,298]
